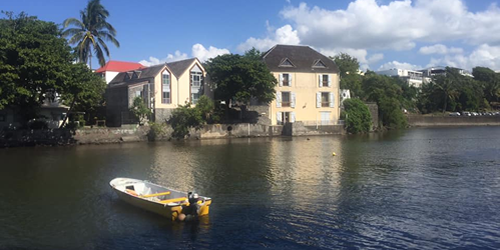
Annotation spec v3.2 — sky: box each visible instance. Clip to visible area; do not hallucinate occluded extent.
[3,0,500,72]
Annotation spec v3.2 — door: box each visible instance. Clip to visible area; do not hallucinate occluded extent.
[282,112,290,124]
[320,112,330,125]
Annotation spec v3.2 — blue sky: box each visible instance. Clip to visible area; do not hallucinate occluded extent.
[3,0,500,71]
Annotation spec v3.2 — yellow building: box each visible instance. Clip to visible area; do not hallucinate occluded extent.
[262,45,341,126]
[106,58,208,126]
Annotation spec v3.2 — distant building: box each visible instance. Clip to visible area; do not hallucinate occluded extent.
[106,58,210,126]
[376,68,424,88]
[95,61,145,84]
[340,89,351,105]
[419,66,473,78]
[261,44,341,125]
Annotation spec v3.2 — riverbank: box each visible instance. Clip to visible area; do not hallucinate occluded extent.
[408,115,500,127]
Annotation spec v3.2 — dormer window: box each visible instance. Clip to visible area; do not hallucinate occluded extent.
[279,58,295,68]
[313,59,327,68]
[132,72,138,79]
[190,65,203,88]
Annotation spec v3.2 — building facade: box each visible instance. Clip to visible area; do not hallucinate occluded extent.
[376,68,424,88]
[261,45,341,126]
[106,58,209,126]
[95,61,145,84]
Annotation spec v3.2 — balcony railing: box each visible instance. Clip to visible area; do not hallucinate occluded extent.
[321,102,330,107]
[162,98,171,104]
[282,102,291,107]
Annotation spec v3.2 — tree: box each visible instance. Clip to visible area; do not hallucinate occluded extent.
[205,50,277,111]
[473,67,500,105]
[362,74,407,129]
[63,0,120,68]
[331,53,360,78]
[0,12,73,121]
[343,99,372,134]
[169,103,204,139]
[59,63,106,128]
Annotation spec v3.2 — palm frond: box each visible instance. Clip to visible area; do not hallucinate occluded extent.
[63,17,84,29]
[98,37,110,57]
[62,28,85,38]
[94,43,106,67]
[97,31,120,47]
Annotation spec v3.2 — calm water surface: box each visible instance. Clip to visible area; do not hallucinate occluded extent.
[1,127,500,250]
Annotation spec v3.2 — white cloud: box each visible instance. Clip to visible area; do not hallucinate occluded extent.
[140,44,229,66]
[276,0,500,51]
[368,53,384,64]
[427,44,500,70]
[419,44,463,55]
[378,61,423,71]
[192,44,230,62]
[139,51,188,66]
[237,24,300,52]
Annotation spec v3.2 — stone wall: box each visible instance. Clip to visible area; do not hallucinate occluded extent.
[188,123,283,139]
[154,108,174,123]
[290,121,345,136]
[74,126,149,144]
[408,115,500,127]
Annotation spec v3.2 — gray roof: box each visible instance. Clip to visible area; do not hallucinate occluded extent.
[166,58,197,78]
[108,58,199,87]
[262,45,339,74]
[109,64,164,86]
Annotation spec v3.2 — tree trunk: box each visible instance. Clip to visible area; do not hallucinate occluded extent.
[60,98,77,129]
[88,52,92,70]
[225,98,231,121]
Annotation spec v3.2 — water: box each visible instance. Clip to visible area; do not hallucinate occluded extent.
[1,127,499,250]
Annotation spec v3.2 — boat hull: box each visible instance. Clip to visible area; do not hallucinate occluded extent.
[110,178,211,221]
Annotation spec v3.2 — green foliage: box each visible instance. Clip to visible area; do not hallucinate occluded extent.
[418,67,489,113]
[205,49,277,106]
[196,95,215,120]
[168,96,218,139]
[340,74,363,98]
[0,12,73,119]
[169,103,204,139]
[361,74,407,129]
[331,53,360,78]
[148,122,168,141]
[63,0,120,68]
[473,67,500,105]
[59,63,106,128]
[343,99,372,134]
[130,97,152,125]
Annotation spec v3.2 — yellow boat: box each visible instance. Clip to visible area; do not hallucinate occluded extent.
[109,177,212,221]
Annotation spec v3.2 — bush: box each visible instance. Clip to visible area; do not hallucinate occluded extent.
[379,97,407,129]
[169,103,204,139]
[130,97,152,125]
[343,99,372,134]
[28,120,48,130]
[148,122,168,141]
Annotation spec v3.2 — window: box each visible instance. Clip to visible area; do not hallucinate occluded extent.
[135,90,142,98]
[162,73,170,85]
[191,72,202,87]
[279,58,295,67]
[191,93,201,104]
[321,92,330,107]
[322,74,329,87]
[162,73,171,104]
[282,73,290,86]
[281,92,291,107]
[313,60,327,68]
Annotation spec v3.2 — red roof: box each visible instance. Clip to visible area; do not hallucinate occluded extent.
[95,60,144,73]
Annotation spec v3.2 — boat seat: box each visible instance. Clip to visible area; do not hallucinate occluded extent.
[159,197,187,204]
[126,189,138,196]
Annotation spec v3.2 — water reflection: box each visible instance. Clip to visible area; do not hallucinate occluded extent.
[0,127,499,249]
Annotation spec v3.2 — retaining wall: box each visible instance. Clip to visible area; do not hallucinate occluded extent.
[408,115,500,127]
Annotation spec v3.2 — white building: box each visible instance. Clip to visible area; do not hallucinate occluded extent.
[376,68,424,88]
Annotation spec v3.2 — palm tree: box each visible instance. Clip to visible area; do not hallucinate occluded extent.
[63,0,119,68]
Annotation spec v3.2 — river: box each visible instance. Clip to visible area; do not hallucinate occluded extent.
[1,127,499,249]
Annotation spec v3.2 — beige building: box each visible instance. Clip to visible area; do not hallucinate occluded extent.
[262,45,341,126]
[106,58,209,126]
